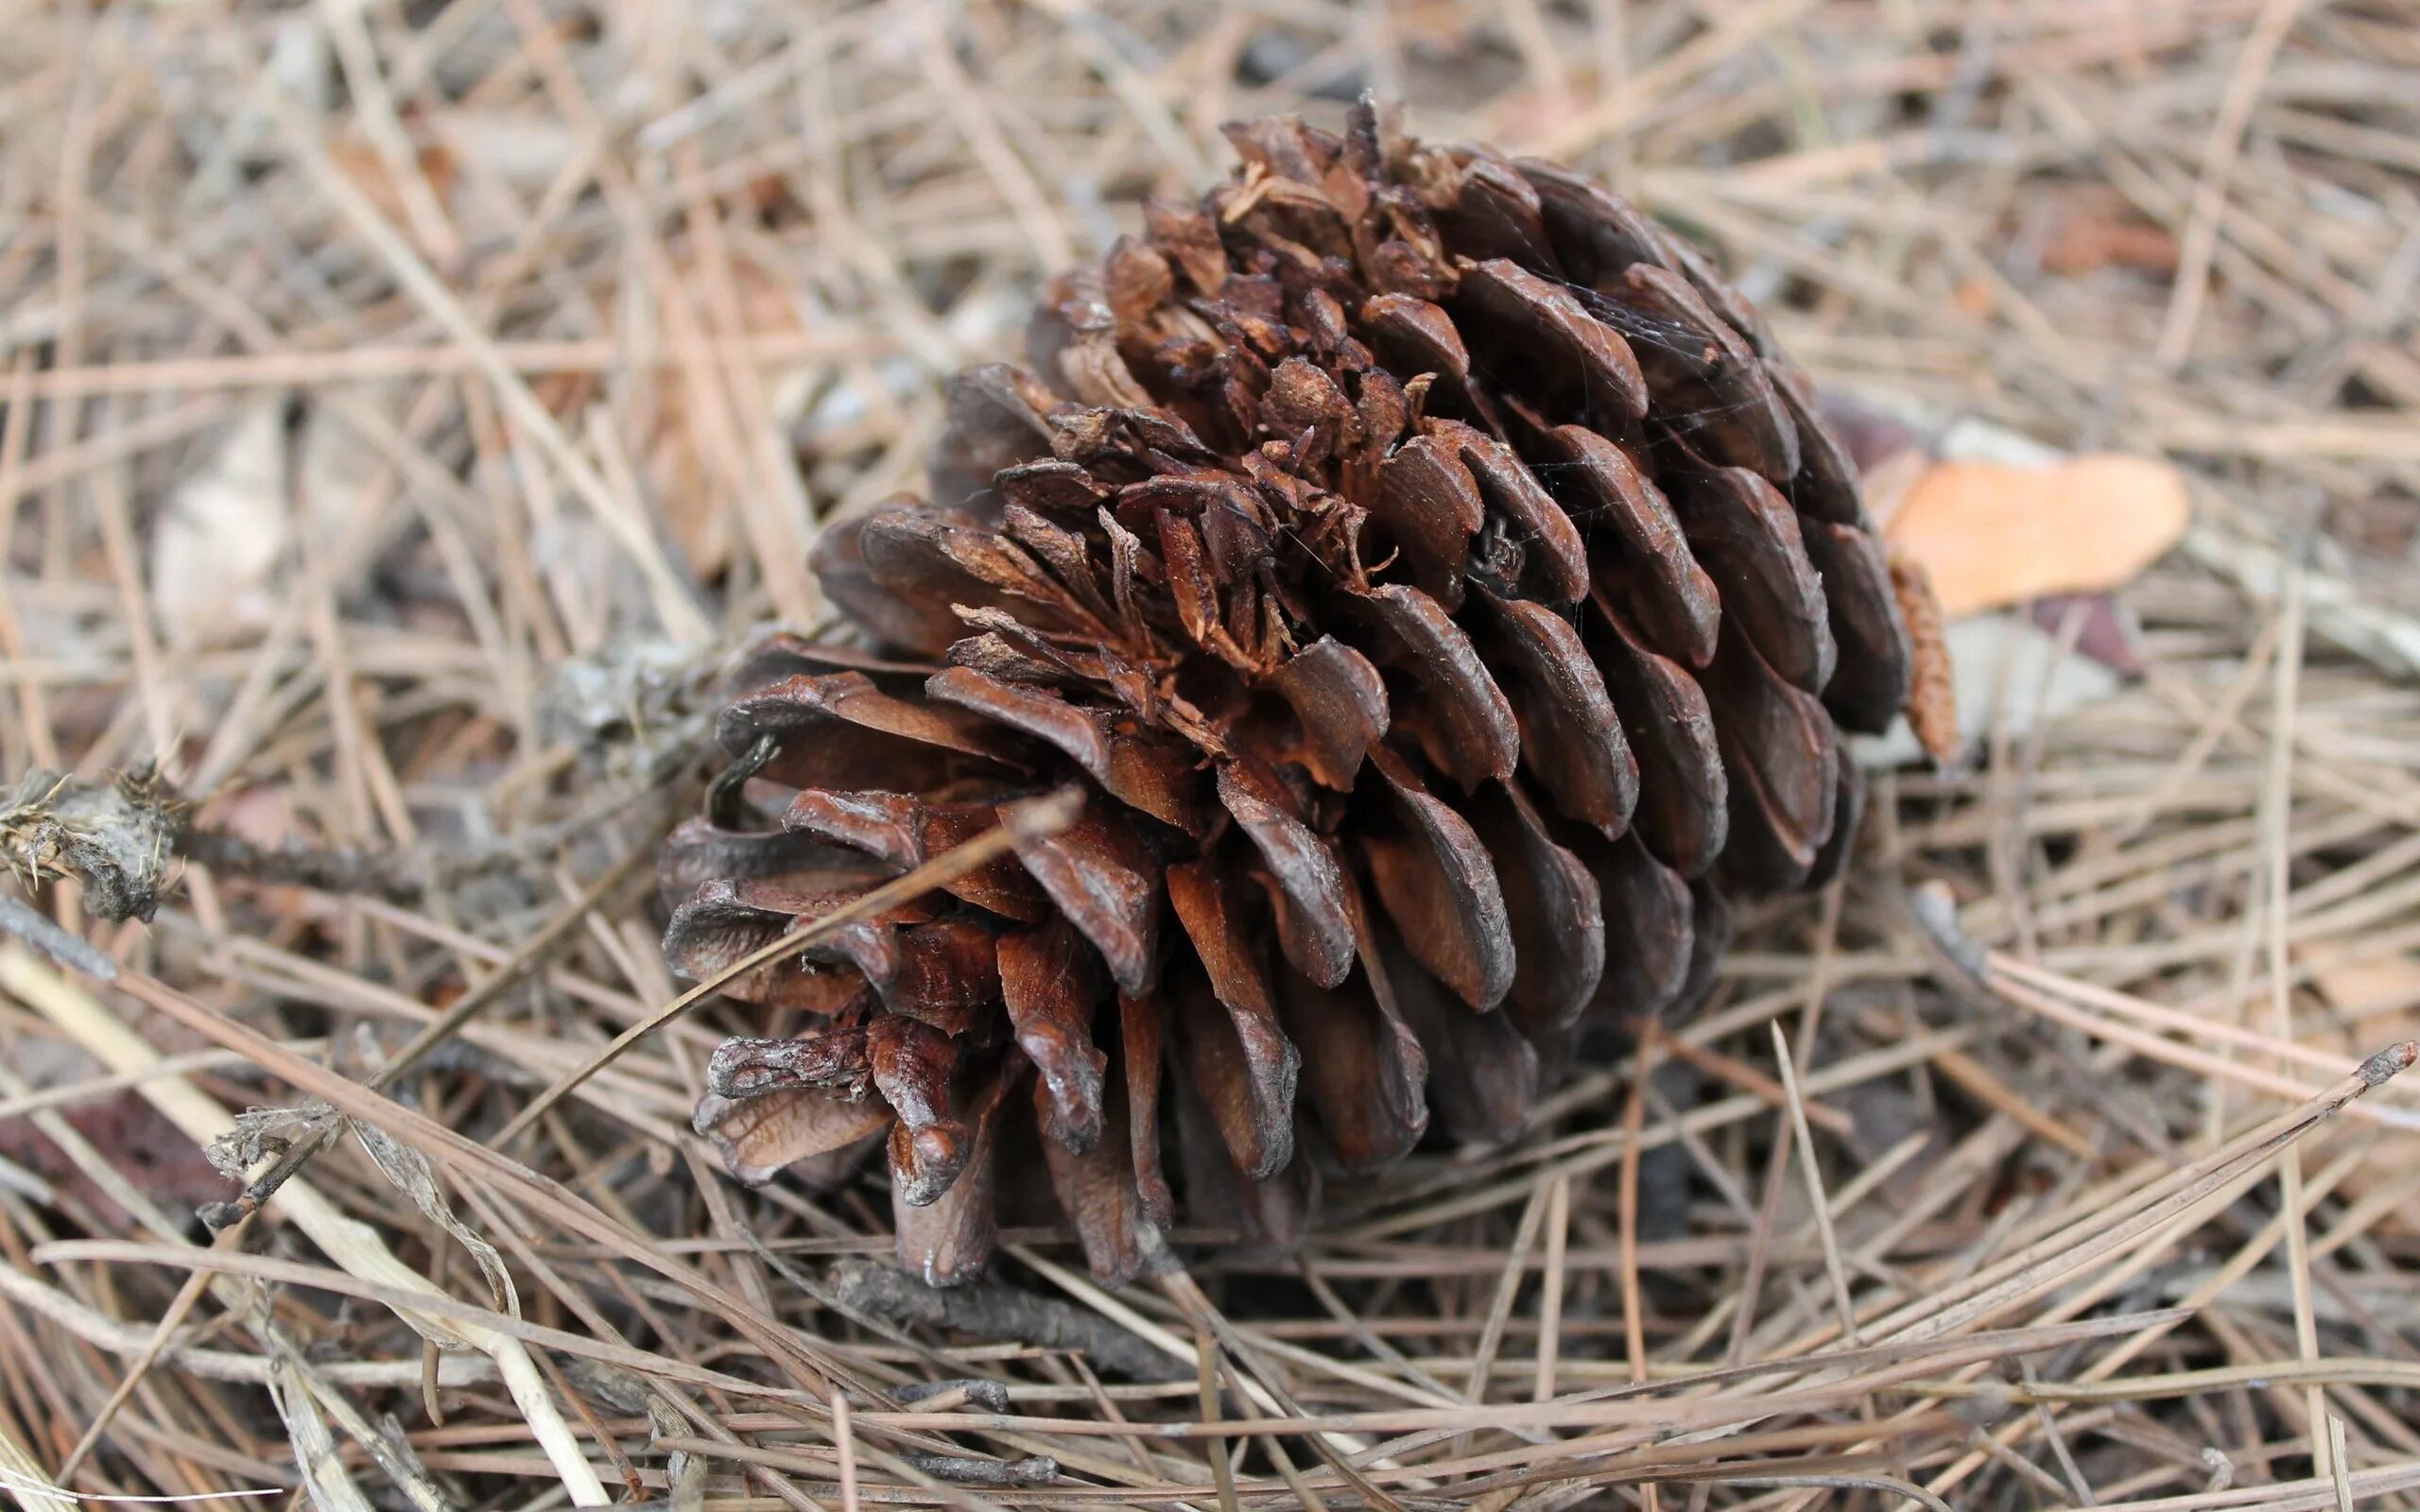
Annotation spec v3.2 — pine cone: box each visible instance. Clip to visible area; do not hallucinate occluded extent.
[663,100,1938,1287]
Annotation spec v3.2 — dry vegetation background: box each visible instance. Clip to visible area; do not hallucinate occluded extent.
[3,1,2420,1509]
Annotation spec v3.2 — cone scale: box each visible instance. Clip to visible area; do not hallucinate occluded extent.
[663,100,1927,1286]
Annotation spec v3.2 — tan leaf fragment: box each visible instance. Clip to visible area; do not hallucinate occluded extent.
[1886,455,2191,617]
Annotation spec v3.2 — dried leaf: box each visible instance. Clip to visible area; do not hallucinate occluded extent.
[2040,199,2182,277]
[351,1121,516,1318]
[1886,455,2191,616]
[2302,950,2420,1234]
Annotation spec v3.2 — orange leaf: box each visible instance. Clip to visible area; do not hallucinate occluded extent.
[1884,455,2190,618]
[2042,215,2181,278]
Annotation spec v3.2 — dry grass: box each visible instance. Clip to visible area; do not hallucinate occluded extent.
[3,1,2420,1508]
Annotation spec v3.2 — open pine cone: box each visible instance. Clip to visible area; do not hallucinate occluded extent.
[663,100,1941,1287]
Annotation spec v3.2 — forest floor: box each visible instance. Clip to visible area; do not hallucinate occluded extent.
[2,2,2418,1508]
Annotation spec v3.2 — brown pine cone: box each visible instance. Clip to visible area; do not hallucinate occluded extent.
[663,100,1935,1287]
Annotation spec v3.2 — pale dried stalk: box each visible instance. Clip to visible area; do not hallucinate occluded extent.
[0,944,612,1506]
[0,1420,72,1512]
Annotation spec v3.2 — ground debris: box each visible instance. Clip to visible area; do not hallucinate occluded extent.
[538,636,720,787]
[205,1103,342,1182]
[823,1257,1179,1382]
[0,894,117,978]
[1,767,181,924]
[4,5,2416,1510]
